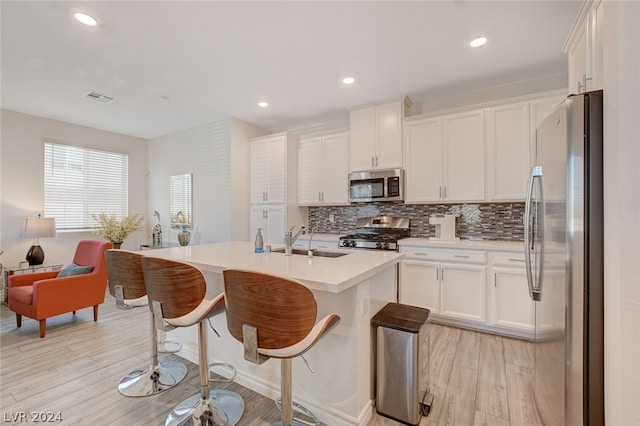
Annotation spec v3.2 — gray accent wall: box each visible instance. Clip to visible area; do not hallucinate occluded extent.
[308,202,525,241]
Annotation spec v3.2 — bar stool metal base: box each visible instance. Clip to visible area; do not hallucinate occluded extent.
[165,389,245,426]
[118,360,188,397]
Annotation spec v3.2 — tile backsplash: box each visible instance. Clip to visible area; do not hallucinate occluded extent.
[308,202,525,241]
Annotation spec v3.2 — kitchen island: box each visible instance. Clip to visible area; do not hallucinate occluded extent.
[144,241,403,426]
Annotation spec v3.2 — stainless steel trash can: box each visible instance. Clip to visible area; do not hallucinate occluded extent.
[371,303,432,425]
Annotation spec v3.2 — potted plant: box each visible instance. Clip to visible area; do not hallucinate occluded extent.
[92,213,144,248]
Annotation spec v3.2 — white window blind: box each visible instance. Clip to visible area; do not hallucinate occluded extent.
[44,142,129,230]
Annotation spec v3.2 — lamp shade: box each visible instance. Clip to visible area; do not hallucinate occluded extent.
[25,216,57,238]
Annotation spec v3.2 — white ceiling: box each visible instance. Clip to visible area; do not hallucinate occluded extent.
[1,1,581,140]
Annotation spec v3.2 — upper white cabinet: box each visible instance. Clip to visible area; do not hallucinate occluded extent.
[250,134,287,204]
[564,0,603,94]
[298,132,349,206]
[404,109,485,203]
[443,110,486,201]
[486,102,531,201]
[349,99,406,172]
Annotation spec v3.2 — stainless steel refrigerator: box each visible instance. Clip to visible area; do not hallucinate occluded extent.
[524,90,604,425]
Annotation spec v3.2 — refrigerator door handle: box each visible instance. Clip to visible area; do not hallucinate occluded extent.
[524,166,543,301]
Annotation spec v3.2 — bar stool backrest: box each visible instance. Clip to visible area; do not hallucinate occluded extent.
[105,250,147,300]
[142,257,206,319]
[223,270,317,350]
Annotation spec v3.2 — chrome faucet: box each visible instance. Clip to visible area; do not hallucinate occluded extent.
[307,227,318,257]
[284,226,305,256]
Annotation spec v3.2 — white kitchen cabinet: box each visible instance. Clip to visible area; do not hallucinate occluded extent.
[486,101,531,201]
[399,247,486,324]
[399,259,441,314]
[440,262,486,322]
[403,109,485,203]
[298,132,349,206]
[250,133,287,204]
[564,0,603,94]
[488,252,534,332]
[349,100,405,172]
[249,131,305,243]
[250,204,286,245]
[404,117,443,202]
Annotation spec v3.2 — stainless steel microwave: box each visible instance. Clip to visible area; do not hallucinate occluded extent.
[349,168,404,202]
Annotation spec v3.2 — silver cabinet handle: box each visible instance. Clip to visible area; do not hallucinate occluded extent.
[439,186,443,198]
[454,254,470,258]
[508,258,526,262]
[371,156,375,167]
[319,192,322,202]
[443,186,447,198]
[413,252,428,256]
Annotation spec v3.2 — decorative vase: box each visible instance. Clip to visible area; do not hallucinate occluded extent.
[112,242,122,249]
[178,226,191,246]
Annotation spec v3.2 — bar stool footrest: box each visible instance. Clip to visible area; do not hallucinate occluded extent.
[158,340,182,354]
[275,399,320,426]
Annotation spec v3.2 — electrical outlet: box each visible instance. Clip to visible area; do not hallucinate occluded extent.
[329,214,335,223]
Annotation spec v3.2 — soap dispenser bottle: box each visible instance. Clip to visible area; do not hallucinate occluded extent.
[255,228,264,253]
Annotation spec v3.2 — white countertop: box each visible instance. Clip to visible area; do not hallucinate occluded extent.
[142,241,402,293]
[398,237,524,251]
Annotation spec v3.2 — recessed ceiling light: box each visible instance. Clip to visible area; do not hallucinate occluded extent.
[342,77,355,85]
[469,37,488,48]
[74,13,97,26]
[258,101,269,108]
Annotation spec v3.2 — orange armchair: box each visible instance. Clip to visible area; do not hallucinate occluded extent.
[8,240,113,338]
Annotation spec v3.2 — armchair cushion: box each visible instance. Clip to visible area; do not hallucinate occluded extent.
[58,262,94,278]
[10,286,33,305]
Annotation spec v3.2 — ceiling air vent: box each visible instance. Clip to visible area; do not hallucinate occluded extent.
[84,91,115,103]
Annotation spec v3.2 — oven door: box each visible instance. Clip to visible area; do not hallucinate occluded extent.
[350,177,385,202]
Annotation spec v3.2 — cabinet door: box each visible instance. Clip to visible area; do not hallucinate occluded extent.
[375,101,403,169]
[349,107,376,172]
[264,205,286,245]
[399,260,440,314]
[443,110,485,201]
[486,102,531,200]
[298,138,323,205]
[404,118,443,202]
[249,205,267,243]
[250,205,285,245]
[491,267,535,331]
[440,263,486,322]
[250,141,268,204]
[265,136,286,203]
[568,19,588,95]
[321,133,349,204]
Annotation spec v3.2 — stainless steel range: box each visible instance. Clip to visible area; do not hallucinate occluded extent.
[338,216,410,251]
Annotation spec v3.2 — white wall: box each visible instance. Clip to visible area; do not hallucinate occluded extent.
[147,118,269,246]
[0,109,148,267]
[602,1,640,424]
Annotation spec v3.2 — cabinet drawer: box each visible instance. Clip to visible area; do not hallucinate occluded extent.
[401,247,486,264]
[490,252,527,267]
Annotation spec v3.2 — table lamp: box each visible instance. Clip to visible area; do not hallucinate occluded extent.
[25,214,57,266]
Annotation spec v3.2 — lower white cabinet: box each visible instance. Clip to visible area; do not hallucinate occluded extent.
[399,259,441,314]
[440,263,486,322]
[250,205,285,245]
[399,247,486,323]
[399,244,533,337]
[488,253,534,332]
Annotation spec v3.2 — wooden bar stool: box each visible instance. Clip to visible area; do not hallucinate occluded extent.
[222,269,341,426]
[142,257,245,426]
[105,250,188,397]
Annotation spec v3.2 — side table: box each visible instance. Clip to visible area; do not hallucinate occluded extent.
[2,264,64,304]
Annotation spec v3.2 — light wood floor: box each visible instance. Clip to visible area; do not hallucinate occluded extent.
[0,299,540,426]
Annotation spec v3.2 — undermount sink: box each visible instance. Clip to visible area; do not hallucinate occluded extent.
[271,248,349,258]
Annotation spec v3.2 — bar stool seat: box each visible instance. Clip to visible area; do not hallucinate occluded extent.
[105,250,188,397]
[142,257,245,426]
[222,269,341,426]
